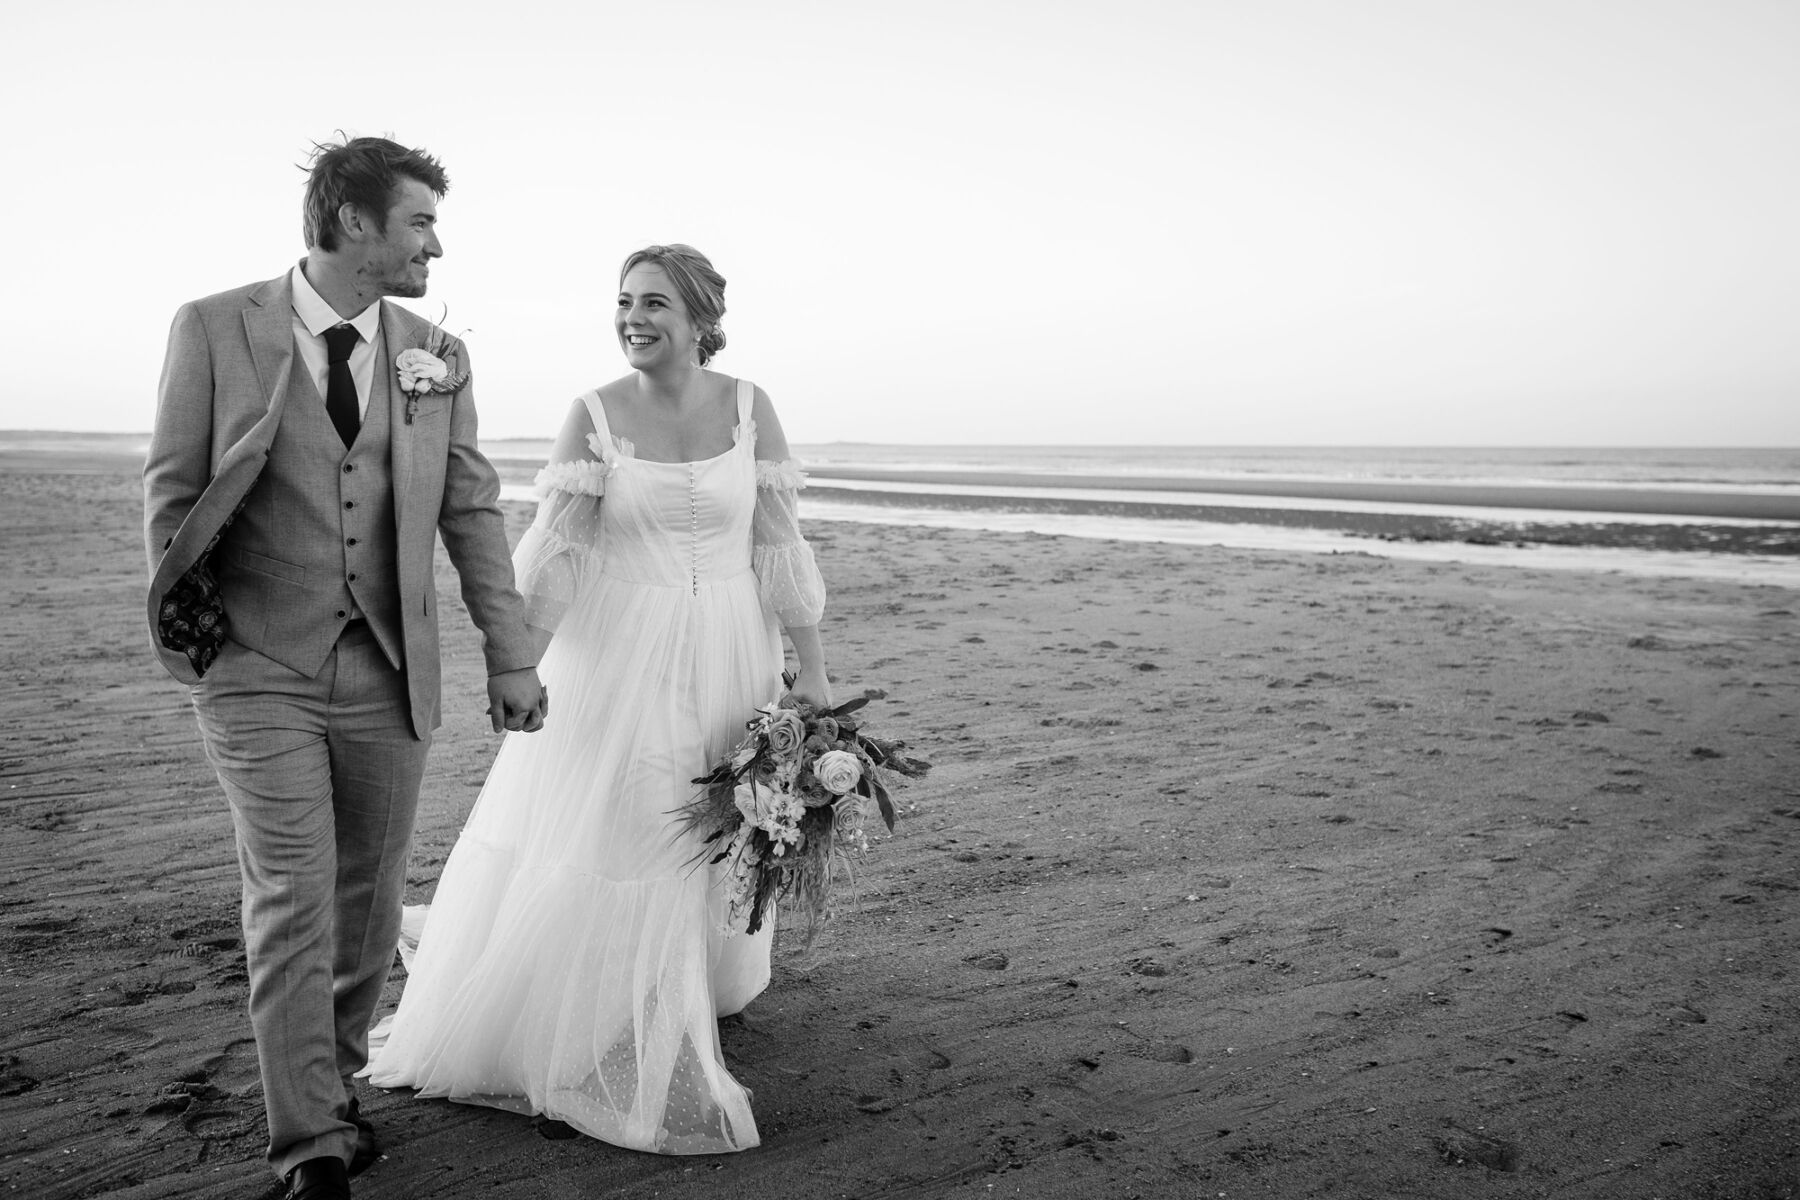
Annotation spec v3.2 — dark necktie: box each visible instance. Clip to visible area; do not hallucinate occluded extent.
[323,324,362,447]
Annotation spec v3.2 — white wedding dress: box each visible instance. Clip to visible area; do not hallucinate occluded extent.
[363,381,824,1154]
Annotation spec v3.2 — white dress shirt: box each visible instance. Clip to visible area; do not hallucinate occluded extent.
[290,263,383,418]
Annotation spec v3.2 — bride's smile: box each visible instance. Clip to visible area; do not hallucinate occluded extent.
[616,264,699,369]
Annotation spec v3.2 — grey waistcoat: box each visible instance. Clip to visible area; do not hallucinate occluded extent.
[215,332,405,677]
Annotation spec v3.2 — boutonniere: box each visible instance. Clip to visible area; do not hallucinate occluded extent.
[397,323,471,423]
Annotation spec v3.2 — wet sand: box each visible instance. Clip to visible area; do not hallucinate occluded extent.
[798,485,1800,557]
[3,463,1798,1199]
[799,465,1800,523]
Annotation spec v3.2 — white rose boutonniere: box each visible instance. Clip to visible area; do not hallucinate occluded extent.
[397,325,471,423]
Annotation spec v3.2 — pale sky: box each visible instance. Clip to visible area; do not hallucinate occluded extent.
[5,0,1797,445]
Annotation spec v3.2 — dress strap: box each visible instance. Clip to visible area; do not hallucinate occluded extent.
[580,389,623,464]
[735,379,755,427]
[581,390,612,445]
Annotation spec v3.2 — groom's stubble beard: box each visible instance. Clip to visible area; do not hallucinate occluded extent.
[358,259,429,299]
[392,254,432,298]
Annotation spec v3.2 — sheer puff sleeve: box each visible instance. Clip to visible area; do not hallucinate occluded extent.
[752,458,826,627]
[512,454,609,635]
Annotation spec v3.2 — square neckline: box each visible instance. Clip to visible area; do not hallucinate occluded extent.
[590,379,753,468]
[611,423,747,468]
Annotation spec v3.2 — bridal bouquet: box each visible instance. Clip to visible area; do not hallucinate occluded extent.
[678,688,929,937]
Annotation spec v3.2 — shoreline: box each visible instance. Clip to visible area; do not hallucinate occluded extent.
[14,436,1799,584]
[798,484,1800,557]
[490,476,1800,585]
[798,466,1800,522]
[18,434,1794,523]
[486,461,1800,561]
[20,439,1793,581]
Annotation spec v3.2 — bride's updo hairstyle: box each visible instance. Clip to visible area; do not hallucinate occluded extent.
[620,244,728,366]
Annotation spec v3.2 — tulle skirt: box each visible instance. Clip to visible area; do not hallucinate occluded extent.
[363,567,782,1153]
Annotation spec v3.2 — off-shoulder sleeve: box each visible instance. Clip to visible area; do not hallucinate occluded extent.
[512,460,609,633]
[751,459,826,627]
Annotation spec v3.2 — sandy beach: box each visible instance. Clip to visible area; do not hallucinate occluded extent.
[4,460,1798,1200]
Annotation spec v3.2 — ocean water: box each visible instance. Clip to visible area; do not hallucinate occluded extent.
[483,441,1800,492]
[8,432,1795,493]
[789,444,1800,492]
[478,442,1800,585]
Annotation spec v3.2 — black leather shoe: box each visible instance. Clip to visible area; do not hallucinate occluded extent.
[285,1156,350,1200]
[346,1098,380,1175]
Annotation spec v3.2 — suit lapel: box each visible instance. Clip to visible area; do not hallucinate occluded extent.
[381,300,416,526]
[243,275,295,416]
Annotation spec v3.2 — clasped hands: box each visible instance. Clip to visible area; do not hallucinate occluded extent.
[487,667,549,733]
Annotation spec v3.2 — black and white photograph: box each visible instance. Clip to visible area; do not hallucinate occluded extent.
[2,2,1796,1198]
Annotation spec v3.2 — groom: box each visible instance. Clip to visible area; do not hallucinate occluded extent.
[143,136,546,1200]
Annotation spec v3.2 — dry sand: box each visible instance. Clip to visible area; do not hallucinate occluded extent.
[3,465,1797,1199]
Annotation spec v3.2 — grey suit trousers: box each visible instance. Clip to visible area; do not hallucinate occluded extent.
[192,623,430,1177]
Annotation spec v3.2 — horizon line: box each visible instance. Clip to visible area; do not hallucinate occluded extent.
[4,430,1797,453]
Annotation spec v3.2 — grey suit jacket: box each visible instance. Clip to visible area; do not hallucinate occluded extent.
[144,270,536,737]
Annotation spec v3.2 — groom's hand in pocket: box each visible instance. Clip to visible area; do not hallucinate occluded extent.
[487,667,549,733]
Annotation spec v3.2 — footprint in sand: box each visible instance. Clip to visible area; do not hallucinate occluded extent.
[145,1070,248,1138]
[0,1055,38,1097]
[1143,1043,1193,1064]
[1432,1121,1522,1172]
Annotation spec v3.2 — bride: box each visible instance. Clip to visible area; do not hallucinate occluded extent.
[363,244,833,1154]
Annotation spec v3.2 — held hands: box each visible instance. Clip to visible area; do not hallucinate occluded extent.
[488,667,549,733]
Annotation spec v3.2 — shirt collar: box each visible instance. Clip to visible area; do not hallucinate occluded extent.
[290,262,383,343]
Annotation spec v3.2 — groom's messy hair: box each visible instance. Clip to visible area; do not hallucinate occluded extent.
[302,135,450,252]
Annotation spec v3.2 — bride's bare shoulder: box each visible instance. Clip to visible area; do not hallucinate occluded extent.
[590,376,637,403]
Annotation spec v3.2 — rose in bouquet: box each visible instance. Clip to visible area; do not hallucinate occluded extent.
[677,687,929,937]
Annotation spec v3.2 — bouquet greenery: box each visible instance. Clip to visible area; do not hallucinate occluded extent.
[679,687,929,936]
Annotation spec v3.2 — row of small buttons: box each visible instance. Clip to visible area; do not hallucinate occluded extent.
[688,465,699,595]
[341,455,363,620]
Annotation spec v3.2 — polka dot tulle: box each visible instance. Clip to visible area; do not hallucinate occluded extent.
[362,385,818,1154]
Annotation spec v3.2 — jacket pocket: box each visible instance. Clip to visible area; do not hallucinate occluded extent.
[228,547,306,584]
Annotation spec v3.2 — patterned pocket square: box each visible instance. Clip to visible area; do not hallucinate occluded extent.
[157,504,244,676]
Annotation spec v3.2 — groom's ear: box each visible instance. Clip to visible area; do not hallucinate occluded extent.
[335,202,371,244]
